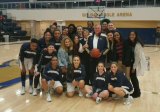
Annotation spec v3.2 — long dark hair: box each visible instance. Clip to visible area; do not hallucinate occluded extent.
[43,29,52,38]
[128,31,144,47]
[70,55,81,77]
[114,31,123,43]
[68,24,77,34]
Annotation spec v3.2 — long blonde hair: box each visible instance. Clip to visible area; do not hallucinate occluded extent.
[60,36,73,52]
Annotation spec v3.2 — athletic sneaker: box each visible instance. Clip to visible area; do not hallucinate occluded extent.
[37,84,41,91]
[86,92,93,98]
[96,97,102,104]
[29,86,33,94]
[124,96,133,105]
[32,88,37,96]
[21,86,25,95]
[78,90,83,97]
[46,93,52,102]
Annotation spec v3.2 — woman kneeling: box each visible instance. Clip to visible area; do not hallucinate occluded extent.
[85,62,109,104]
[41,56,63,102]
[66,56,86,97]
[108,62,133,104]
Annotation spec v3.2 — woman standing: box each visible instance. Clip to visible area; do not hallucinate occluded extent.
[114,31,124,71]
[79,29,90,85]
[123,31,146,98]
[105,31,117,70]
[57,37,73,81]
[73,35,80,56]
[38,29,54,51]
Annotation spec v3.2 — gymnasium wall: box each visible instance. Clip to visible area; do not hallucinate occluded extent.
[7,7,160,44]
[6,7,160,21]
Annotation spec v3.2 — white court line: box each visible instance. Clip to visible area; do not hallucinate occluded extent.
[142,90,160,95]
[0,40,29,46]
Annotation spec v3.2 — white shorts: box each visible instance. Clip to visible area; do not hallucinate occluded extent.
[48,81,63,89]
[67,83,75,93]
[19,58,33,70]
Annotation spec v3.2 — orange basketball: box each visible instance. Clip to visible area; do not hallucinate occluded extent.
[90,48,101,58]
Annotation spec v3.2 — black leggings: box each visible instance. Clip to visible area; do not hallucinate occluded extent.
[34,74,40,88]
[130,70,141,96]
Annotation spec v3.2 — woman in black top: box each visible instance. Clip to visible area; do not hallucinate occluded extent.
[122,31,144,98]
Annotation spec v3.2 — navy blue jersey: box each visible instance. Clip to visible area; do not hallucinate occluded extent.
[67,65,86,82]
[19,42,40,65]
[43,64,62,81]
[92,72,108,93]
[37,50,56,72]
[38,38,54,51]
[53,37,62,51]
[107,71,133,90]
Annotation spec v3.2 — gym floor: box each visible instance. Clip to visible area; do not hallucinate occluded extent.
[0,42,160,112]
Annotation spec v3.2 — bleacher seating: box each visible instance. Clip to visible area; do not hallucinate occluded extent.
[0,10,29,42]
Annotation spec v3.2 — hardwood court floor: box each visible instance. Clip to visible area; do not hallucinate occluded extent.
[0,43,160,112]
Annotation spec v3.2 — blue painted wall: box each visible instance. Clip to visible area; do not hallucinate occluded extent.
[118,28,156,44]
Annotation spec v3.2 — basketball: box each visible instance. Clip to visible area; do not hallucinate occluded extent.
[90,48,101,58]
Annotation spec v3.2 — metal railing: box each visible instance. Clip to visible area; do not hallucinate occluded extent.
[0,0,160,9]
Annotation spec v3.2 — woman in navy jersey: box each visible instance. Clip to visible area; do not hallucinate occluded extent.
[53,29,62,51]
[85,62,109,104]
[19,38,40,95]
[66,56,86,97]
[33,44,56,96]
[38,29,54,51]
[41,56,63,102]
[107,62,133,104]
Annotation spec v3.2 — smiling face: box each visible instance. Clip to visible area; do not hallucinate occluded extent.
[50,25,56,32]
[74,36,79,44]
[73,56,81,68]
[54,30,61,39]
[97,63,105,74]
[64,39,70,47]
[68,26,74,34]
[108,23,114,31]
[110,63,118,74]
[47,45,55,54]
[30,42,38,51]
[94,25,101,35]
[44,32,52,41]
[51,56,58,67]
[83,30,89,39]
[77,26,83,34]
[129,31,136,42]
[102,22,108,31]
[107,32,114,41]
[62,28,68,35]
[114,32,120,42]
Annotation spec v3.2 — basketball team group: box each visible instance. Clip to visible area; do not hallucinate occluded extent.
[18,19,147,104]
